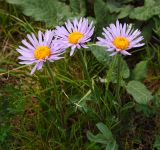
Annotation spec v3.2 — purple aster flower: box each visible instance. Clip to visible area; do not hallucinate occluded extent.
[97,20,145,56]
[54,17,95,56]
[17,30,65,75]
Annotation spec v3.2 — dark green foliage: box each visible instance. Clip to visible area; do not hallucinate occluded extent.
[1,0,160,149]
[94,0,116,35]
[130,0,160,20]
[5,0,160,40]
[6,0,73,26]
[0,85,26,148]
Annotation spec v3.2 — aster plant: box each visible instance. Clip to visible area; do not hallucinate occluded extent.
[96,20,145,101]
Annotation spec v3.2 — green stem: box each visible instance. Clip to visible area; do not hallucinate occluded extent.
[104,56,117,114]
[78,49,102,115]
[105,56,117,90]
[45,61,60,110]
[78,50,92,88]
[87,43,97,47]
[115,54,121,103]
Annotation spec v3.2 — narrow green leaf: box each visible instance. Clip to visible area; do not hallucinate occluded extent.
[121,102,135,112]
[0,124,11,142]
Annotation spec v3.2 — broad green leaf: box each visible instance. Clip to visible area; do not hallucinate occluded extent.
[145,0,156,6]
[69,0,86,16]
[94,0,116,34]
[142,21,154,41]
[96,122,113,139]
[105,140,118,150]
[90,46,130,79]
[87,132,108,144]
[109,55,130,83]
[118,5,133,19]
[135,104,156,117]
[70,93,90,113]
[87,131,118,148]
[126,80,153,104]
[94,0,109,23]
[130,0,160,20]
[114,56,130,79]
[89,45,112,65]
[107,1,122,13]
[6,0,72,26]
[87,123,118,148]
[102,1,133,19]
[132,60,148,81]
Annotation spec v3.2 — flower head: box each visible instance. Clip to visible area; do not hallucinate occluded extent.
[17,30,65,74]
[97,20,144,56]
[54,18,95,56]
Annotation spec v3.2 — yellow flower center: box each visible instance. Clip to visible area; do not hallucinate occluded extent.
[34,46,51,60]
[68,32,84,44]
[113,36,129,50]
